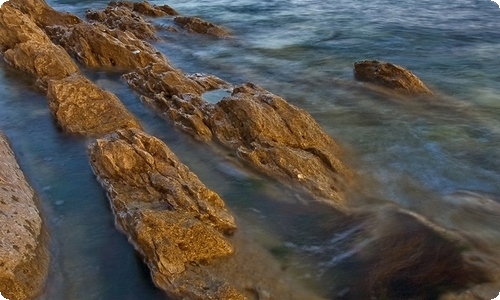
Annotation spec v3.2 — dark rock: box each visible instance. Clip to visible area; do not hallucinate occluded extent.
[0,131,49,300]
[86,6,158,40]
[3,40,79,83]
[109,1,179,17]
[47,74,142,135]
[354,60,433,95]
[46,22,166,69]
[174,16,231,38]
[0,3,51,51]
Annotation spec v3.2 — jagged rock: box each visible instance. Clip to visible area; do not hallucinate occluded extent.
[174,16,231,38]
[7,0,81,28]
[88,128,241,299]
[3,40,79,83]
[0,3,51,51]
[46,22,166,69]
[47,74,141,135]
[123,63,231,141]
[86,6,158,40]
[109,1,179,17]
[0,132,49,300]
[354,60,433,95]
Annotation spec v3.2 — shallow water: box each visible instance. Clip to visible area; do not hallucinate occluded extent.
[1,0,500,299]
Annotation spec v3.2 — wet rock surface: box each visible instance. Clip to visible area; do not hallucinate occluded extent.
[88,128,326,300]
[8,0,81,28]
[174,16,231,38]
[47,74,141,135]
[0,132,49,300]
[109,1,179,17]
[354,60,433,95]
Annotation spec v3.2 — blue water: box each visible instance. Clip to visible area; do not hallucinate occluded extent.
[1,0,500,299]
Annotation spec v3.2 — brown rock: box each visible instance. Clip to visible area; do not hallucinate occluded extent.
[47,74,141,135]
[109,1,179,17]
[0,3,51,51]
[46,22,166,69]
[0,131,49,300]
[174,16,231,38]
[88,128,240,299]
[354,60,433,95]
[3,40,79,83]
[86,6,158,40]
[7,0,81,28]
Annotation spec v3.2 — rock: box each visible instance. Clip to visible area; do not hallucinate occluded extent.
[86,6,158,40]
[3,40,79,83]
[109,1,179,17]
[208,83,352,204]
[0,3,51,51]
[47,74,141,135]
[123,63,231,141]
[353,60,433,95]
[174,16,231,38]
[46,22,166,69]
[88,128,240,299]
[7,0,81,28]
[0,131,49,300]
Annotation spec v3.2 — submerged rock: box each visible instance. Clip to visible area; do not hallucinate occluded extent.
[354,60,433,95]
[47,74,141,135]
[109,1,179,17]
[174,16,231,38]
[0,132,49,300]
[86,6,158,40]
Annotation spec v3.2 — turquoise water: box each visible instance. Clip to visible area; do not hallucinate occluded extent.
[0,0,499,299]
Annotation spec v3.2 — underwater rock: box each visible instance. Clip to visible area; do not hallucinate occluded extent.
[47,74,141,135]
[0,132,49,300]
[354,60,433,95]
[0,3,51,51]
[86,6,158,40]
[88,128,241,299]
[46,22,166,69]
[109,1,179,17]
[3,40,79,83]
[174,16,231,38]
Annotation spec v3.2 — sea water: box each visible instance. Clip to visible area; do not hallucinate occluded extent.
[1,0,499,299]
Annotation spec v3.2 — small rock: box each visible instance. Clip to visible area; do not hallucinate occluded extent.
[174,16,231,38]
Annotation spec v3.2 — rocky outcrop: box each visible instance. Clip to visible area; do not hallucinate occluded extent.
[7,0,81,28]
[109,1,179,17]
[85,6,158,40]
[47,74,141,135]
[174,16,231,38]
[354,60,433,95]
[46,22,166,69]
[124,62,351,204]
[3,40,79,83]
[0,132,49,300]
[88,128,326,300]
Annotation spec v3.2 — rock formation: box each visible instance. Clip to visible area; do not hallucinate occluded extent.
[174,16,231,38]
[85,6,158,40]
[109,1,179,17]
[354,60,433,95]
[0,132,49,300]
[7,0,81,28]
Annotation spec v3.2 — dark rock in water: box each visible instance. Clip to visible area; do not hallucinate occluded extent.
[3,40,79,83]
[46,22,166,69]
[174,16,231,38]
[86,6,158,40]
[208,83,352,204]
[88,128,241,299]
[354,60,433,95]
[7,0,81,28]
[0,3,51,51]
[47,74,141,135]
[109,1,179,17]
[0,132,49,300]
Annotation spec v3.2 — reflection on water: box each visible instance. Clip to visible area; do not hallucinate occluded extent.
[0,0,499,298]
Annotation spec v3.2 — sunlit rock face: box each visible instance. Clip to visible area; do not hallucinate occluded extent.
[354,60,433,95]
[0,132,49,300]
